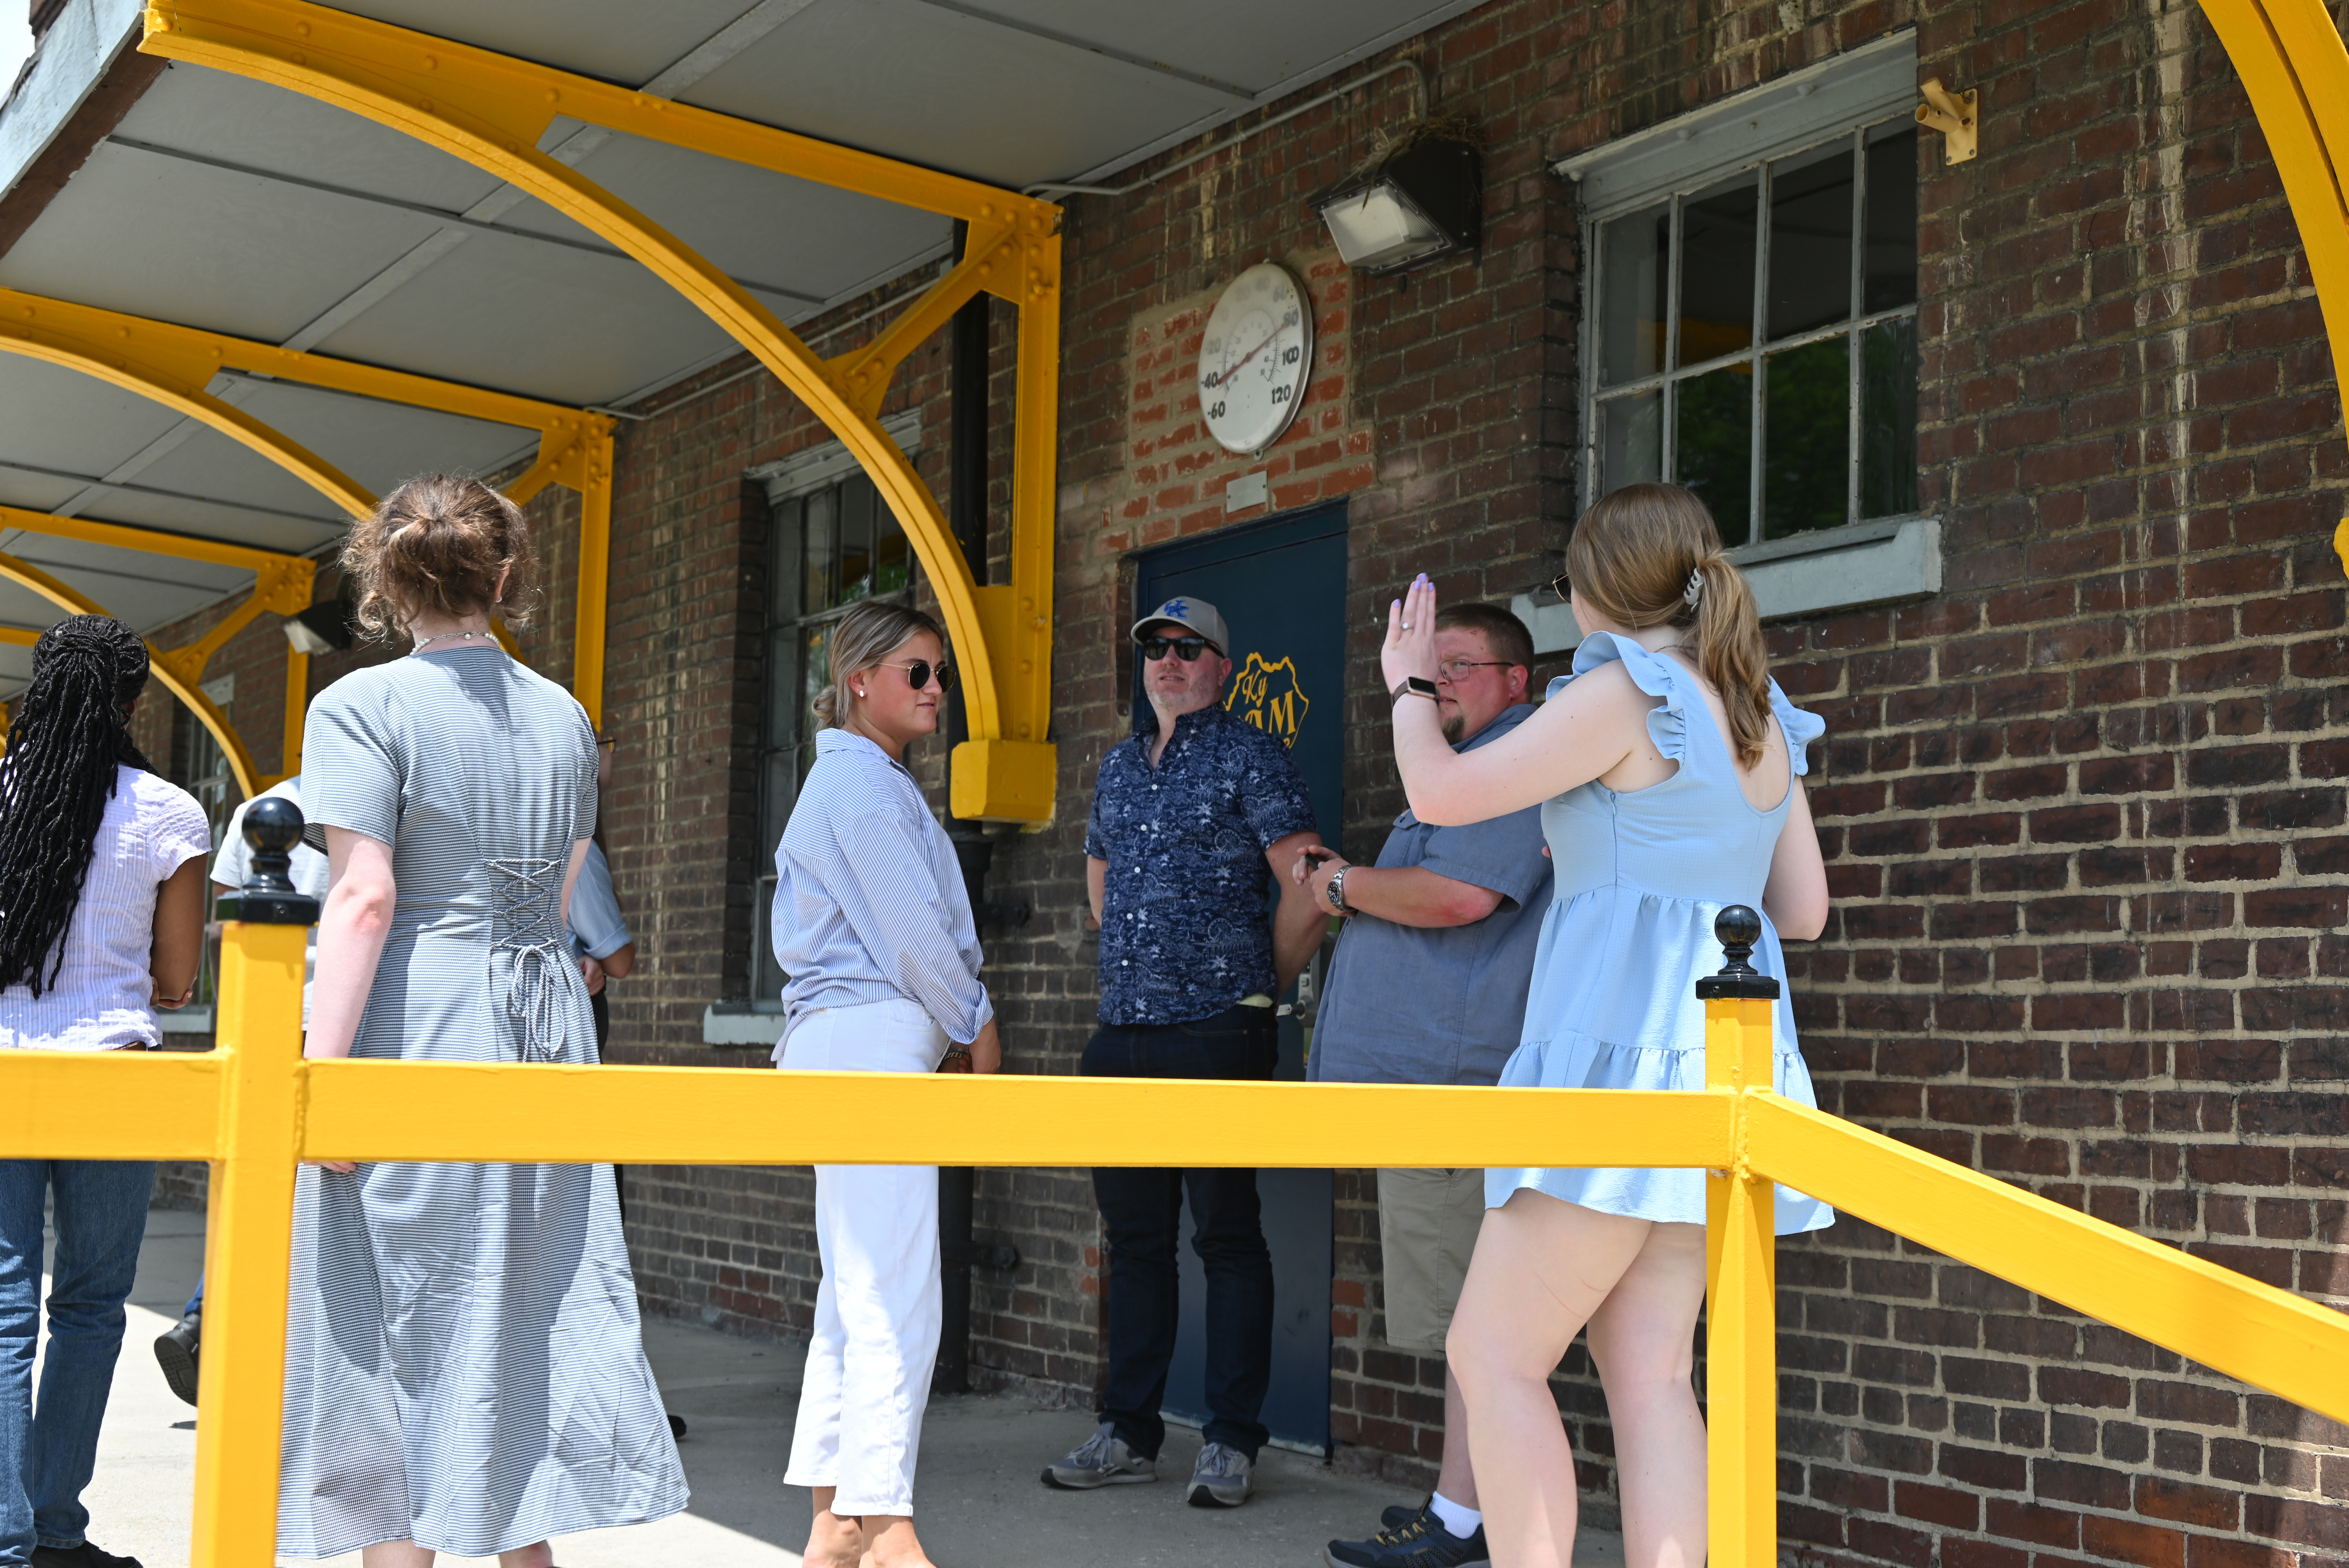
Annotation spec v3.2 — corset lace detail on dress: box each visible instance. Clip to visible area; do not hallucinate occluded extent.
[488,855,574,1063]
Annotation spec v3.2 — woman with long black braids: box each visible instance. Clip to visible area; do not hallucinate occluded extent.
[0,615,212,1568]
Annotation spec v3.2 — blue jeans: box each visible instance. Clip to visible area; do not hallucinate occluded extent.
[0,1160,156,1563]
[1083,1005,1277,1461]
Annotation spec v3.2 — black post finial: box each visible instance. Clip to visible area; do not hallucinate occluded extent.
[1695,904,1781,1001]
[216,796,320,925]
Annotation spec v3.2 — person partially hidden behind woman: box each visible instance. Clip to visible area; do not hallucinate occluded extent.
[0,616,211,1568]
[1378,482,1834,1568]
[276,474,686,1566]
[770,599,1002,1568]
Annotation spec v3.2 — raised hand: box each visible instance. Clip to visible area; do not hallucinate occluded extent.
[1381,573,1440,693]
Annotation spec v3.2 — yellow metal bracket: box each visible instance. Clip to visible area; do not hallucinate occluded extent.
[142,0,1062,818]
[2195,1,2349,576]
[1914,78,1977,164]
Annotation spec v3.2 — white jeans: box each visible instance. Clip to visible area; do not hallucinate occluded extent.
[777,997,946,1516]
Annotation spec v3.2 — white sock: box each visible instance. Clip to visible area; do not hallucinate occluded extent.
[1430,1491,1482,1539]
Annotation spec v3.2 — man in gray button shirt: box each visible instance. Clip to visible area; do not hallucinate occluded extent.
[1299,601,1552,1568]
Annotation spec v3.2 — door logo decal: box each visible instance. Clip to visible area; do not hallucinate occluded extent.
[1226,651,1310,748]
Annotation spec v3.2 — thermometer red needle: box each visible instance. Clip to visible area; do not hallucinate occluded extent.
[1205,327,1280,390]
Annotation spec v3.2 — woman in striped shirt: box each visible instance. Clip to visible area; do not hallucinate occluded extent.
[0,616,212,1568]
[771,599,1000,1568]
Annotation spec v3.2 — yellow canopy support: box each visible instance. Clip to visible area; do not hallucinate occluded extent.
[141,0,1062,818]
[0,544,261,792]
[0,287,621,747]
[2196,0,2349,575]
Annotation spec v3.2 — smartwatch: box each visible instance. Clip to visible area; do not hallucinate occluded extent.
[1390,675,1439,702]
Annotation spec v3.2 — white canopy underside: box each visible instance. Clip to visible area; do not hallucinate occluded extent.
[0,0,1474,691]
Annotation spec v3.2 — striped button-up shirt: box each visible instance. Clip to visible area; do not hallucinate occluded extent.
[771,727,991,1043]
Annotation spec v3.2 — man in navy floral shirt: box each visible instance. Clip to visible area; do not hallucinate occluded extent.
[1042,595,1324,1511]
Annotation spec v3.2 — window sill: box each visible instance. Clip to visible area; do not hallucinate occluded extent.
[1510,514,1941,655]
[702,1001,785,1048]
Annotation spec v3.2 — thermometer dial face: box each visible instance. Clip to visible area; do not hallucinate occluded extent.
[1198,263,1314,455]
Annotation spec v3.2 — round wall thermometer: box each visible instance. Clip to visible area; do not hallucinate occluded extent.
[1198,262,1314,455]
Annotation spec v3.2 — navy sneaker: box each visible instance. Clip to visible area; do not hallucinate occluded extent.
[1327,1502,1490,1568]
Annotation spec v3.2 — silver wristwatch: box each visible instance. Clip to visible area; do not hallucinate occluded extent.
[1327,865,1355,916]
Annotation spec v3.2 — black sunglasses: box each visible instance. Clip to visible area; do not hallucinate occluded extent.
[1141,635,1217,663]
[875,659,954,691]
[1550,570,1571,602]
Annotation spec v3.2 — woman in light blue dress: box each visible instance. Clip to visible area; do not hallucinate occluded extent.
[1378,482,1832,1568]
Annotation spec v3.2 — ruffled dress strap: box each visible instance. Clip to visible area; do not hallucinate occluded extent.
[1768,680,1825,776]
[1559,630,1702,770]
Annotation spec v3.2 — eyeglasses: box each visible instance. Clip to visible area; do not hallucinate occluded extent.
[1436,659,1515,681]
[875,659,954,691]
[1549,570,1572,602]
[1141,636,1217,663]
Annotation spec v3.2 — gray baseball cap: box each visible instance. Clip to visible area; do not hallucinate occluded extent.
[1131,595,1230,656]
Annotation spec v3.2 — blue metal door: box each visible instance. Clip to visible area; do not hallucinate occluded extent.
[1133,501,1346,1454]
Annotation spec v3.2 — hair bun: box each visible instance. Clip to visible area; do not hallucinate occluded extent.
[344,474,536,642]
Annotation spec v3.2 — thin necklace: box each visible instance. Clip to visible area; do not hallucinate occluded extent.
[410,628,493,654]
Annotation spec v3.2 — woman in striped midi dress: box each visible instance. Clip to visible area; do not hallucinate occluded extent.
[276,476,686,1565]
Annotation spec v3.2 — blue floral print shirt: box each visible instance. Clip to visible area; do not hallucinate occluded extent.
[1085,701,1319,1026]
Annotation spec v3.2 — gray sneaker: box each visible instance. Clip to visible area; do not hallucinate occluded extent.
[1042,1422,1157,1489]
[1187,1440,1254,1507]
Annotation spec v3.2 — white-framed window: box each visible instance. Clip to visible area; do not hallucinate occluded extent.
[1537,30,1938,641]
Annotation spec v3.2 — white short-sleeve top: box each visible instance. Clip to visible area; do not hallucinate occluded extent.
[0,764,213,1051]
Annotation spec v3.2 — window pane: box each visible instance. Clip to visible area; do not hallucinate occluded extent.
[1763,336,1852,539]
[838,478,875,603]
[761,750,798,866]
[767,628,801,746]
[802,623,830,736]
[769,495,802,617]
[1677,175,1757,367]
[1767,146,1855,341]
[875,504,910,595]
[1861,317,1920,517]
[1864,124,1918,314]
[1598,390,1662,494]
[1599,202,1670,385]
[802,487,837,616]
[1675,363,1752,541]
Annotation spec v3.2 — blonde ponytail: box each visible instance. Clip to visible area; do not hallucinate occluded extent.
[1686,554,1772,768]
[1563,482,1775,767]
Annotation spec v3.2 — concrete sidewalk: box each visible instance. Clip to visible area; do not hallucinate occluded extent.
[58,1207,1626,1567]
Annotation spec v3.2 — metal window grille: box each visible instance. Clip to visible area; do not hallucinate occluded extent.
[1582,117,1922,543]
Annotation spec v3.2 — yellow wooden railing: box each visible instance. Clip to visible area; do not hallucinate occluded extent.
[10,815,2349,1568]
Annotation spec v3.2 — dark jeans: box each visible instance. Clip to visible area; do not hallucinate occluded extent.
[1083,1004,1278,1461]
[0,1160,156,1563]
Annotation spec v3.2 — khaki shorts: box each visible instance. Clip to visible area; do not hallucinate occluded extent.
[1376,1167,1488,1354]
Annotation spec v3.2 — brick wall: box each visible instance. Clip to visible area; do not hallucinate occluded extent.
[1770,1,2349,1565]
